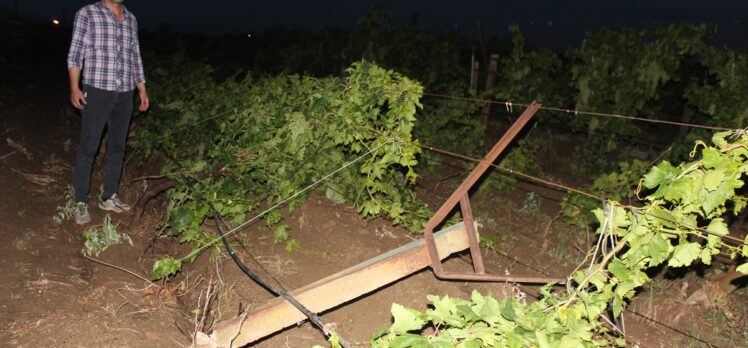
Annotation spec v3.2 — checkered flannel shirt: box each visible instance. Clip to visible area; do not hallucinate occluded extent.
[67,2,145,92]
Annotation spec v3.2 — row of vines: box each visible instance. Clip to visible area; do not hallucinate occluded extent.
[134,61,432,278]
[126,10,748,346]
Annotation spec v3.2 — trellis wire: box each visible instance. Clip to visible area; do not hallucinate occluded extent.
[421,92,738,132]
[393,139,748,247]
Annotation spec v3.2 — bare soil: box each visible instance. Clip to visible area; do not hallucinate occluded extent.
[1,71,746,348]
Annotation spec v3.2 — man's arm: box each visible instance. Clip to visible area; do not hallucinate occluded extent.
[68,8,88,109]
[132,17,149,112]
[69,67,86,109]
[136,82,149,112]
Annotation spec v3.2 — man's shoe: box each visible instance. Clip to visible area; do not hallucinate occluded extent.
[75,202,91,225]
[98,193,132,213]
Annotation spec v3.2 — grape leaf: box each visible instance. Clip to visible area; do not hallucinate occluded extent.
[608,259,631,282]
[668,242,701,267]
[387,334,429,348]
[702,168,725,191]
[152,257,182,280]
[701,147,728,169]
[701,180,733,215]
[389,304,426,335]
[707,218,729,235]
[643,161,679,189]
[647,232,672,266]
[427,294,462,327]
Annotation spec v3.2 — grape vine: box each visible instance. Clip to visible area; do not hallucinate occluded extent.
[373,131,748,347]
[133,61,432,279]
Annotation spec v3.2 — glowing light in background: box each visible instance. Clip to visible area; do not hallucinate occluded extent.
[52,19,60,25]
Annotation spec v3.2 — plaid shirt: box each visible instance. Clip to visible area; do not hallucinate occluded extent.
[67,2,145,92]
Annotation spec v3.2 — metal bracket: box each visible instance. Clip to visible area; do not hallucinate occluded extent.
[423,101,565,284]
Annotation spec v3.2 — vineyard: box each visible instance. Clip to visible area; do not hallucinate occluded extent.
[1,8,748,347]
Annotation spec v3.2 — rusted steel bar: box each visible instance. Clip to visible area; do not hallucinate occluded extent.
[436,272,564,283]
[196,222,474,348]
[423,101,563,284]
[460,193,485,274]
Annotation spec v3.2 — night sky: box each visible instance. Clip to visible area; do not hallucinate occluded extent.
[4,0,747,49]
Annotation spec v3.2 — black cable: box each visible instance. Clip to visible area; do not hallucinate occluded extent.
[211,207,351,348]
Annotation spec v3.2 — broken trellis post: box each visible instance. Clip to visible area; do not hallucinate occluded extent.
[195,222,474,347]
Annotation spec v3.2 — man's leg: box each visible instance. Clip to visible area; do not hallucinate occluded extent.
[101,89,134,201]
[73,86,114,203]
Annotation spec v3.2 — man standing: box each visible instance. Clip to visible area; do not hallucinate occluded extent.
[67,0,149,224]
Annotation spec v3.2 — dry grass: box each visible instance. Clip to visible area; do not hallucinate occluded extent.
[256,254,298,276]
[11,168,56,186]
[5,137,33,159]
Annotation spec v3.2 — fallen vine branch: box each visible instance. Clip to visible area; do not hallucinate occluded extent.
[128,178,177,230]
[83,255,155,285]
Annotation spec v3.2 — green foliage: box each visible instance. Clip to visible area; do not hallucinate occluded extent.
[738,262,748,275]
[374,132,748,347]
[642,133,747,220]
[481,139,544,193]
[414,95,485,161]
[573,24,709,113]
[53,185,79,223]
[311,331,343,348]
[353,10,469,93]
[493,23,734,176]
[479,234,506,250]
[152,257,182,281]
[284,238,300,252]
[520,192,541,214]
[570,24,711,135]
[82,214,132,257]
[495,25,570,108]
[372,289,616,348]
[561,160,650,228]
[685,47,748,128]
[134,61,432,279]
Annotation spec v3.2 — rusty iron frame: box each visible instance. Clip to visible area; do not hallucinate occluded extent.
[423,101,565,284]
[196,101,563,346]
[198,222,476,347]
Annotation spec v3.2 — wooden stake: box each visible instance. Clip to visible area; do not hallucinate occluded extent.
[480,54,500,129]
[470,59,480,94]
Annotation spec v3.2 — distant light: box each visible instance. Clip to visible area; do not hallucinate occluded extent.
[52,19,60,25]
[247,34,252,38]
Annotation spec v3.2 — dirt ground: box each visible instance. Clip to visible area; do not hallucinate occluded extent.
[1,68,746,348]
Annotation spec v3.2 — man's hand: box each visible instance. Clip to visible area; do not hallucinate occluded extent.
[71,88,87,109]
[138,90,150,112]
[137,83,149,112]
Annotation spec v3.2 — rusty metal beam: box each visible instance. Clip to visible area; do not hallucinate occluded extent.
[422,102,564,284]
[196,222,474,348]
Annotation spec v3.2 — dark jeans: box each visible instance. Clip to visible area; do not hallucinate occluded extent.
[73,85,134,203]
